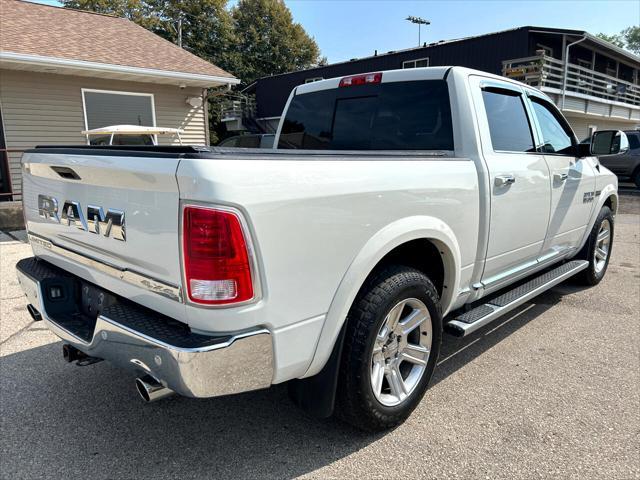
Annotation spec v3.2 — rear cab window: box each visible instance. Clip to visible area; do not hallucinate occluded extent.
[278,80,454,151]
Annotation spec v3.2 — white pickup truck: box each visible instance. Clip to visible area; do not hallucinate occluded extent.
[17,67,626,431]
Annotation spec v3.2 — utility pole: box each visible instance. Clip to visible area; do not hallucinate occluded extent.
[177,14,183,48]
[406,16,430,46]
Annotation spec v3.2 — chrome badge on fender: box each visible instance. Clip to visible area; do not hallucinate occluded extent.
[38,194,126,241]
[583,191,595,204]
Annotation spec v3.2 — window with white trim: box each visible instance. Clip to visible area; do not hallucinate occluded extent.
[402,57,430,69]
[82,89,156,145]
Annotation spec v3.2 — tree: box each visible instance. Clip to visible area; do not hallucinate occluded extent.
[62,0,164,31]
[154,0,235,71]
[596,32,625,49]
[597,26,640,54]
[229,0,320,85]
[621,26,640,55]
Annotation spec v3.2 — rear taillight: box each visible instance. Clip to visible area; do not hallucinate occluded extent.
[182,205,254,305]
[339,72,382,87]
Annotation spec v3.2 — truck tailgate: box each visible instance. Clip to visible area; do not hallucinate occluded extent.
[21,150,182,291]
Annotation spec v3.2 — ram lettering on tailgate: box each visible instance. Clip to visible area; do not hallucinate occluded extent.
[38,194,126,241]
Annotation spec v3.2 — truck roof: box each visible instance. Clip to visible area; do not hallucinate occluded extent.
[295,66,453,96]
[293,66,541,97]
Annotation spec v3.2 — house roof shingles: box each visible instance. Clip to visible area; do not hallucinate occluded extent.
[0,0,235,80]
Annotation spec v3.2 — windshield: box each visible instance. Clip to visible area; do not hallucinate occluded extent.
[278,80,453,151]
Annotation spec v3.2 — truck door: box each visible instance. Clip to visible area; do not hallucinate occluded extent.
[526,93,597,256]
[470,77,551,290]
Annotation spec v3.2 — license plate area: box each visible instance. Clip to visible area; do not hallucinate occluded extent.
[39,274,117,343]
[79,282,117,319]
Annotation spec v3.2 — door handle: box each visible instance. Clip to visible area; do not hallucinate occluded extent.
[554,173,569,182]
[494,175,516,187]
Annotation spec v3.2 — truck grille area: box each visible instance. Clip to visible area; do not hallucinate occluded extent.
[16,257,231,348]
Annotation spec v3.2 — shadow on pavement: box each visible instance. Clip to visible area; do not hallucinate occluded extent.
[0,230,27,243]
[0,285,580,480]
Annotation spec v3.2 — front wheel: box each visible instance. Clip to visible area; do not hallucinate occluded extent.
[576,206,614,285]
[335,266,442,431]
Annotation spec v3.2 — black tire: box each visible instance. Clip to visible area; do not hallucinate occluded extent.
[575,206,614,286]
[633,169,640,189]
[335,265,442,431]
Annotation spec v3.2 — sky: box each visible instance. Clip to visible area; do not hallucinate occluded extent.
[30,0,640,63]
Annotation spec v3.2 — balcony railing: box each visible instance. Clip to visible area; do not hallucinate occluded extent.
[221,97,256,122]
[502,55,640,107]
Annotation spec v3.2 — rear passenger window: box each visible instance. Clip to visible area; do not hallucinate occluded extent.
[628,133,640,150]
[482,90,535,152]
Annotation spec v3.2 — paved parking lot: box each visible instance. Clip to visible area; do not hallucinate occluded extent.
[1,190,638,480]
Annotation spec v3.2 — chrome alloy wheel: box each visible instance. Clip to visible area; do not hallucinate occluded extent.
[594,218,612,274]
[370,298,432,407]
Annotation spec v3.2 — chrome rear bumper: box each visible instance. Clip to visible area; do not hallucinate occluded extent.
[16,257,274,398]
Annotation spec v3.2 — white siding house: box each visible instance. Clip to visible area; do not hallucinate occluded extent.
[0,0,239,205]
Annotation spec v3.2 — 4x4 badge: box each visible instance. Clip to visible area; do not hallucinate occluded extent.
[583,191,595,204]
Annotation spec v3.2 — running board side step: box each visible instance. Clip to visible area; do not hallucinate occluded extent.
[445,260,588,337]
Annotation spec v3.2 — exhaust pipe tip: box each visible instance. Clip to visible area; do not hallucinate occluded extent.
[135,375,174,403]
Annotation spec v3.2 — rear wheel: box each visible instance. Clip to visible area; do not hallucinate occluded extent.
[335,266,442,431]
[576,206,614,285]
[633,169,640,189]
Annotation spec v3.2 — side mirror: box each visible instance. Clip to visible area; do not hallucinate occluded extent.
[590,130,629,156]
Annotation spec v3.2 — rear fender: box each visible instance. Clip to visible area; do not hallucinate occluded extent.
[304,215,461,377]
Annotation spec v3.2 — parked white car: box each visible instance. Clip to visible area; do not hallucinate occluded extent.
[17,67,624,431]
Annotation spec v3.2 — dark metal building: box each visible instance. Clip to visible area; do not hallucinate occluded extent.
[234,26,639,138]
